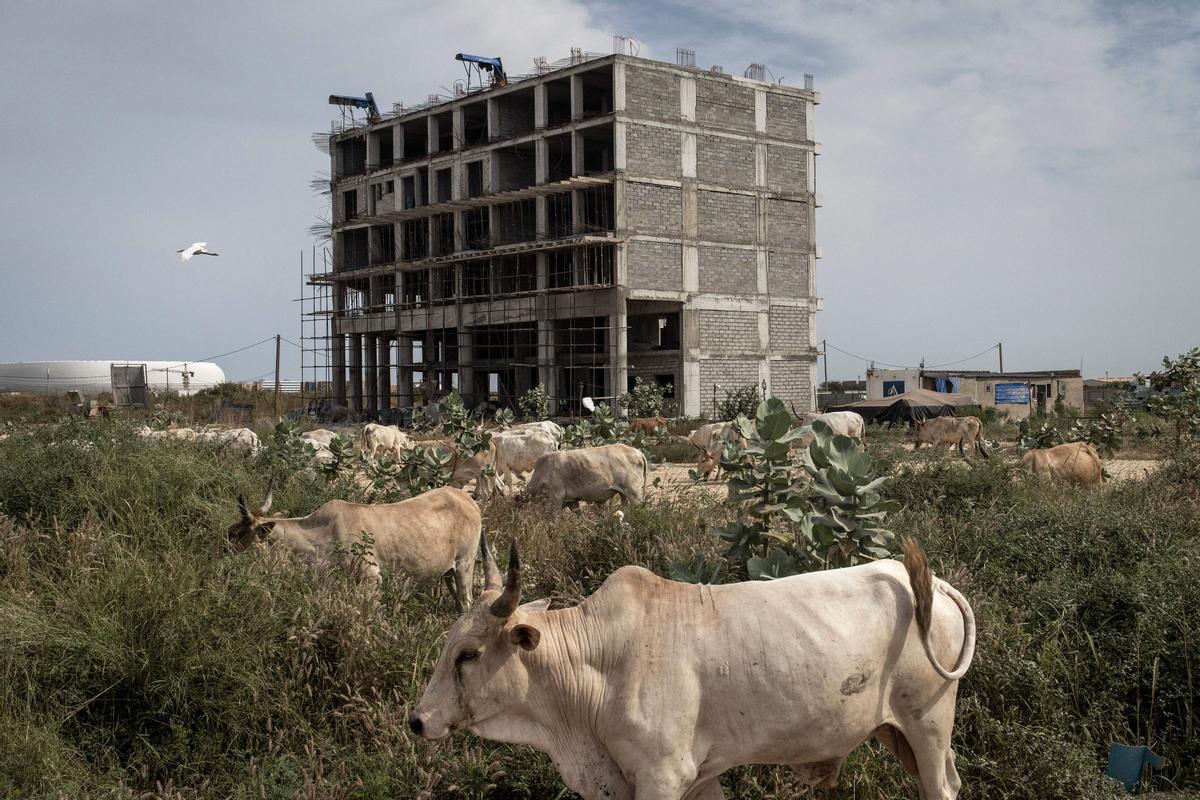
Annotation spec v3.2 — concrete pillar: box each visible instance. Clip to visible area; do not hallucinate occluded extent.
[538,317,558,414]
[396,334,414,407]
[364,333,378,414]
[534,83,547,129]
[609,305,628,405]
[349,333,363,413]
[427,115,438,154]
[377,336,392,411]
[331,333,347,406]
[458,328,475,406]
[570,74,584,120]
[452,107,465,151]
[535,138,547,184]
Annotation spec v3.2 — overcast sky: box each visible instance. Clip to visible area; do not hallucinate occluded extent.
[1,0,1196,381]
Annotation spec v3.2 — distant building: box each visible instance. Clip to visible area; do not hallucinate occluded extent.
[0,361,225,397]
[866,368,1084,419]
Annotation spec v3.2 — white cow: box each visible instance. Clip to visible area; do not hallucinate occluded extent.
[492,428,560,494]
[360,423,414,461]
[507,420,565,445]
[227,484,481,609]
[687,422,745,480]
[194,427,260,456]
[300,428,339,448]
[798,411,866,442]
[411,537,976,798]
[520,443,648,508]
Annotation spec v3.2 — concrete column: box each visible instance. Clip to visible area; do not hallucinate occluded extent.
[570,74,584,120]
[609,305,628,404]
[377,337,392,411]
[396,334,414,407]
[331,333,347,406]
[537,317,558,414]
[534,83,547,129]
[486,97,500,140]
[535,138,547,184]
[349,333,363,413]
[458,328,475,406]
[364,333,378,414]
[427,115,438,154]
[452,107,465,151]
[393,125,404,163]
[681,309,701,416]
[571,131,584,176]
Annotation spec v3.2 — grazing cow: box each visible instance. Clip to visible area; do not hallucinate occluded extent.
[492,428,559,494]
[410,537,976,799]
[688,422,745,480]
[444,438,503,500]
[628,416,669,436]
[227,484,481,609]
[195,427,260,456]
[1021,441,1103,485]
[508,420,565,444]
[797,411,866,442]
[521,443,648,509]
[300,428,339,448]
[360,423,414,461]
[912,416,989,458]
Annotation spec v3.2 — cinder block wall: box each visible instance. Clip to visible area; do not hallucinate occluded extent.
[618,58,819,417]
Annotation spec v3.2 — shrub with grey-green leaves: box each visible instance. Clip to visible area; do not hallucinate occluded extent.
[518,385,549,421]
[716,383,760,422]
[673,398,898,582]
[618,377,671,418]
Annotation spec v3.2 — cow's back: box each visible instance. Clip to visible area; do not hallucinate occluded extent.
[311,487,480,579]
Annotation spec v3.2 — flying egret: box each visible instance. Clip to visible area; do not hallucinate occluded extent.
[582,396,596,412]
[178,242,219,262]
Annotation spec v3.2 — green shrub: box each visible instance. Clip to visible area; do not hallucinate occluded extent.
[517,385,549,421]
[716,384,760,422]
[617,377,671,418]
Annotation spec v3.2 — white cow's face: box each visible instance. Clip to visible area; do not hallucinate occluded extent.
[410,542,543,741]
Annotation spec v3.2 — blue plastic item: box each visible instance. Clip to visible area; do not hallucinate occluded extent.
[1105,743,1164,793]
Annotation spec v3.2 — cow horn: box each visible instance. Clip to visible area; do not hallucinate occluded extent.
[257,478,274,516]
[489,540,522,618]
[237,495,251,520]
[480,529,502,591]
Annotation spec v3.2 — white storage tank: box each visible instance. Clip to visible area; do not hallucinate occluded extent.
[0,361,226,397]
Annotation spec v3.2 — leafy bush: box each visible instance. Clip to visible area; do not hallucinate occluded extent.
[1145,346,1200,444]
[618,377,671,418]
[517,385,549,421]
[716,383,760,422]
[678,398,898,582]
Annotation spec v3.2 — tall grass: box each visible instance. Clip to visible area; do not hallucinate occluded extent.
[0,419,1196,797]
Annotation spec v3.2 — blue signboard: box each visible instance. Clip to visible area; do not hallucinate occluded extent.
[883,380,905,397]
[994,382,1031,404]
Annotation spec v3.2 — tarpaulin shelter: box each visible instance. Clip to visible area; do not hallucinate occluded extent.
[827,387,976,425]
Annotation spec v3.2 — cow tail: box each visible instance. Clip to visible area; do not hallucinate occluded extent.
[900,538,976,681]
[641,450,649,497]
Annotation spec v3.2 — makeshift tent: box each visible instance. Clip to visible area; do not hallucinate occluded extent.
[827,387,976,425]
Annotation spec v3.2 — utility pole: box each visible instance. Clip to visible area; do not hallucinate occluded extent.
[274,334,282,417]
[822,339,829,388]
[998,341,1004,374]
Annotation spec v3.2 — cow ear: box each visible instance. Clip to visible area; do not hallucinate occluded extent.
[509,624,541,651]
[518,598,551,613]
[256,521,276,539]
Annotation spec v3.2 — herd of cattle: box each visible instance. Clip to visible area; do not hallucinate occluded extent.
[122,408,1115,798]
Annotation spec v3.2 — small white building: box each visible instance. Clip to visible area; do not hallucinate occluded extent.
[866,368,1085,419]
[0,361,226,397]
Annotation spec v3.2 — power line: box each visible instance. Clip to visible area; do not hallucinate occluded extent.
[927,343,1000,369]
[822,342,911,369]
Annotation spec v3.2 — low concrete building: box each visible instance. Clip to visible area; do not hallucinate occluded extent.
[866,368,1084,419]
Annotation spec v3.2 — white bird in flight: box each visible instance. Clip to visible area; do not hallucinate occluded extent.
[178,242,219,262]
[582,396,596,412]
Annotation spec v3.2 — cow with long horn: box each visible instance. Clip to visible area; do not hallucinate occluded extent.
[227,484,482,610]
[410,538,977,798]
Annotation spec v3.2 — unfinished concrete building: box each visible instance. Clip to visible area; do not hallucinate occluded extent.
[316,51,820,417]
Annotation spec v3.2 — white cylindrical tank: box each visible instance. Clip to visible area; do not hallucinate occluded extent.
[0,361,226,397]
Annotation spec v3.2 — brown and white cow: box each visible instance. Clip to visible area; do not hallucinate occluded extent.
[410,537,976,799]
[520,443,648,509]
[796,411,866,443]
[227,483,481,609]
[1021,441,1103,485]
[911,416,989,458]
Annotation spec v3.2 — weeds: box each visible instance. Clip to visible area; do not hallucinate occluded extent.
[0,418,1196,797]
